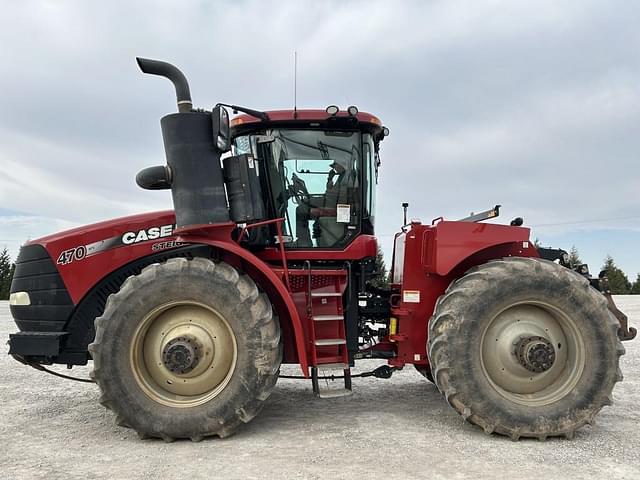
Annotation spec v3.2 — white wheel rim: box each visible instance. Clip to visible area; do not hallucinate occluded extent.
[480,301,585,406]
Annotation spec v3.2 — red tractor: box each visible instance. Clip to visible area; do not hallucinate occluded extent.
[8,58,636,441]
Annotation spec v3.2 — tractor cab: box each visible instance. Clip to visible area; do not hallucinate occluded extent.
[229,108,388,249]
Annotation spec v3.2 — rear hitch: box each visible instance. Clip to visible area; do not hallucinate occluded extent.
[599,274,637,341]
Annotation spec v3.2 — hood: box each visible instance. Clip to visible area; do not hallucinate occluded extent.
[26,210,178,303]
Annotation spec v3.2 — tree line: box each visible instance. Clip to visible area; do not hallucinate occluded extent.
[600,254,640,294]
[375,244,639,295]
[0,245,639,300]
[566,246,639,294]
[0,248,16,300]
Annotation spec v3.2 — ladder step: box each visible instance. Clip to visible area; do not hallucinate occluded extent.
[318,388,353,399]
[316,363,349,371]
[312,315,344,322]
[311,292,342,297]
[314,338,346,346]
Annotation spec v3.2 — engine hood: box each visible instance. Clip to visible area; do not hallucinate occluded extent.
[26,210,179,303]
[30,210,176,248]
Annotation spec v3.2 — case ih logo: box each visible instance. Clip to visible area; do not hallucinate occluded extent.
[56,224,176,265]
[121,225,174,245]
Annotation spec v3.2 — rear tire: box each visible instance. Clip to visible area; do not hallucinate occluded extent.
[427,257,624,440]
[88,257,281,441]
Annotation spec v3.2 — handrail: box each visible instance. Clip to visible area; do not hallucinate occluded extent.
[303,260,312,317]
[343,261,352,312]
[236,218,291,292]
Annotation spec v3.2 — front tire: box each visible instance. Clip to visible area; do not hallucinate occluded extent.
[88,257,281,441]
[427,257,624,440]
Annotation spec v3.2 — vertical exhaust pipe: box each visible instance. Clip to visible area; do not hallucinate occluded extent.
[136,57,230,228]
[136,57,193,113]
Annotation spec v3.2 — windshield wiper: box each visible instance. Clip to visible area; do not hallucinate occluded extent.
[278,132,352,156]
[317,141,330,159]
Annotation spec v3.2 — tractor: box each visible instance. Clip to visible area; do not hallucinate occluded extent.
[8,58,636,442]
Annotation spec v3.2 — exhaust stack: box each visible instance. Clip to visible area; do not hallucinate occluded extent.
[136,57,192,113]
[136,57,230,229]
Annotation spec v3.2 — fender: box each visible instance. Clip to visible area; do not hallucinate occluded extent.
[175,226,309,377]
[423,220,535,276]
[390,220,539,366]
[32,210,308,374]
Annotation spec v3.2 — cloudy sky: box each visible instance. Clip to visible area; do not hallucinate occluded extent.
[1,1,639,279]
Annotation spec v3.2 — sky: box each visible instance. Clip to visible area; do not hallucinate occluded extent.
[0,0,639,280]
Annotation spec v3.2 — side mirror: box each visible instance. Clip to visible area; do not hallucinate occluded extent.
[212,105,231,152]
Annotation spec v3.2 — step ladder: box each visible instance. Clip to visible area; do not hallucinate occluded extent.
[306,269,352,399]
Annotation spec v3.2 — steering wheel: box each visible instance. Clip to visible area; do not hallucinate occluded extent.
[288,173,310,205]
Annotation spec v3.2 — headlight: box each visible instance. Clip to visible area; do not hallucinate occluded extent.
[9,292,31,306]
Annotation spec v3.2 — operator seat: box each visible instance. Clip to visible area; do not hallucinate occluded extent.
[315,172,352,247]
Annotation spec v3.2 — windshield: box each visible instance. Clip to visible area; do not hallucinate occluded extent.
[234,129,363,248]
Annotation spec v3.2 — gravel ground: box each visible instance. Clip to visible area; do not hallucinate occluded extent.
[0,297,638,480]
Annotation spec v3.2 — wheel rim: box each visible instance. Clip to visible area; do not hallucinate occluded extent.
[480,301,585,406]
[130,300,237,408]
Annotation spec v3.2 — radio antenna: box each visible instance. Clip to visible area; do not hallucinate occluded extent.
[293,51,298,118]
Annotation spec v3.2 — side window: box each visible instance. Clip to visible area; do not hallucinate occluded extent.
[232,135,257,156]
[363,134,376,227]
[233,135,251,155]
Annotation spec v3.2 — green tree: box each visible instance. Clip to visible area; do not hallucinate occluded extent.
[631,274,640,295]
[568,245,582,267]
[370,246,389,288]
[601,255,631,294]
[533,237,542,248]
[0,248,13,300]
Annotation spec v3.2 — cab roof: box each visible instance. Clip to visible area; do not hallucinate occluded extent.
[230,109,384,137]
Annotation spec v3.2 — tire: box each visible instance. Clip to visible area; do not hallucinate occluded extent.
[414,365,434,383]
[427,257,625,440]
[88,257,281,441]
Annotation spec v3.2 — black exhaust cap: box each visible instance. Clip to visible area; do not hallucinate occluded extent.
[136,57,193,113]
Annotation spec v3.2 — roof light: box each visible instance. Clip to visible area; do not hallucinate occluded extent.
[347,105,358,116]
[326,105,339,116]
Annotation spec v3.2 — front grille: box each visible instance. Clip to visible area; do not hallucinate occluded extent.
[9,244,74,332]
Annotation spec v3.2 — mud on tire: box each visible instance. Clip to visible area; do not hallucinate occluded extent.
[427,257,625,440]
[88,257,281,441]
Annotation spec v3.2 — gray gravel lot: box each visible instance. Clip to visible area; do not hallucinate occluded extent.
[1,297,638,480]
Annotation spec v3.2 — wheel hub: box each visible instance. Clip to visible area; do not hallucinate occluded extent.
[481,302,585,406]
[162,335,200,374]
[130,302,237,406]
[515,336,556,373]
